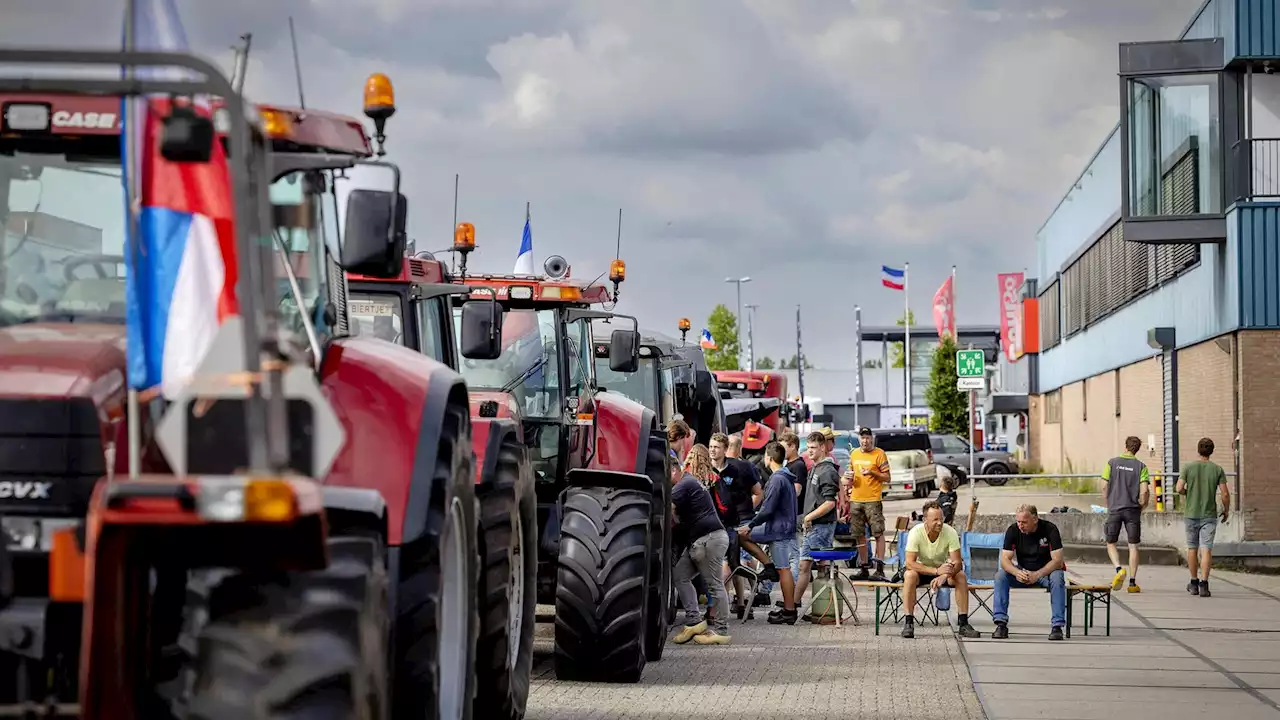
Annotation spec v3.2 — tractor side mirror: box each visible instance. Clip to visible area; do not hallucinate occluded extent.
[159,105,214,163]
[340,189,407,278]
[460,299,504,360]
[608,328,639,373]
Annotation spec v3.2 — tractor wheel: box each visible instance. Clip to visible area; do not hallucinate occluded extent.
[642,433,672,662]
[394,411,480,720]
[554,486,651,683]
[183,536,390,720]
[473,443,538,720]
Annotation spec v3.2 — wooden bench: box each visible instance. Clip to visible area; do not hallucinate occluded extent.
[1065,582,1112,637]
[850,580,941,635]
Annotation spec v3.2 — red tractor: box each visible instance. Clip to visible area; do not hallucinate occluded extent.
[352,241,672,683]
[347,254,537,717]
[0,51,479,719]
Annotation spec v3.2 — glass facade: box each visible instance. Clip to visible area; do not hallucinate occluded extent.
[1126,73,1223,217]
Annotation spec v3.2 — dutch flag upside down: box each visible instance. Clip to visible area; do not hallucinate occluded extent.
[881,265,905,291]
[124,97,239,398]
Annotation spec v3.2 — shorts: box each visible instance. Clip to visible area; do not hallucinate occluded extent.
[1104,507,1141,544]
[799,523,837,562]
[767,536,799,570]
[1185,517,1219,550]
[848,501,886,536]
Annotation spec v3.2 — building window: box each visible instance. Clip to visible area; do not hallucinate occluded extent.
[1114,369,1121,417]
[1045,390,1062,424]
[1039,280,1061,349]
[1126,73,1222,217]
[1060,220,1198,337]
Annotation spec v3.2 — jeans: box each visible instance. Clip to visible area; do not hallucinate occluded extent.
[674,530,730,633]
[1185,517,1219,550]
[992,568,1067,628]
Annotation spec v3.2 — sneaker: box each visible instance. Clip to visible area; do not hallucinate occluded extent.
[957,624,982,639]
[1187,580,1200,596]
[1199,581,1212,598]
[1110,567,1127,591]
[992,623,1009,639]
[1048,626,1064,641]
[753,592,772,607]
[900,622,915,639]
[693,630,731,645]
[673,621,707,644]
[852,566,870,581]
[768,609,798,625]
[1127,582,1142,594]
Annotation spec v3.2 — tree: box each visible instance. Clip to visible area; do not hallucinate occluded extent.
[704,304,741,371]
[924,333,968,436]
[890,309,917,368]
[779,354,813,369]
[756,356,776,369]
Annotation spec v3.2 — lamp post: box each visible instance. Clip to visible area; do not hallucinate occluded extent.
[725,276,751,368]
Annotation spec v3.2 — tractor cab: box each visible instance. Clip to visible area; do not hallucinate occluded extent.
[591,329,691,430]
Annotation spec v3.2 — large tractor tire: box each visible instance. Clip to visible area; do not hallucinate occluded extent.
[394,410,480,720]
[643,433,672,662]
[473,442,538,720]
[554,486,651,683]
[182,536,390,720]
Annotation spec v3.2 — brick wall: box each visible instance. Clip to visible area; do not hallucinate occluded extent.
[1177,336,1235,466]
[1028,393,1044,465]
[1117,356,1165,473]
[1237,330,1280,540]
[1030,392,1064,471]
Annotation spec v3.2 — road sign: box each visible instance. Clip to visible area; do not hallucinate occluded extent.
[957,376,985,391]
[957,349,985,378]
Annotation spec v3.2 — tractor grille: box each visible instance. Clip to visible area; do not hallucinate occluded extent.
[0,398,105,518]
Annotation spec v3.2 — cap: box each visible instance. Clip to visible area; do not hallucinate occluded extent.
[819,427,836,440]
[858,426,873,437]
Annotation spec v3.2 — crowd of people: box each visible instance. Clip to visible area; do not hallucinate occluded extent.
[665,418,1234,647]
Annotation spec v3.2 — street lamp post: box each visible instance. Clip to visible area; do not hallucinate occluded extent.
[725,276,752,368]
[744,303,759,372]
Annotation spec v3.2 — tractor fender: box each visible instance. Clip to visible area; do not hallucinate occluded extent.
[471,417,520,490]
[320,336,472,546]
[321,486,389,539]
[590,392,656,476]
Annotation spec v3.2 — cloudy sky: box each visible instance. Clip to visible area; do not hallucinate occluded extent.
[3,0,1203,367]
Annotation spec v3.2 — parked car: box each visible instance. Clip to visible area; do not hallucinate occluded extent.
[929,433,1018,486]
[872,428,937,499]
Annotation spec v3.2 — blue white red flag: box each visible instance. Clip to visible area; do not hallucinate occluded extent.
[514,206,534,275]
[700,328,716,349]
[122,0,239,396]
[881,264,905,291]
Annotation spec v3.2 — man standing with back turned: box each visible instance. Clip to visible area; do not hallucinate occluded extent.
[1101,436,1150,593]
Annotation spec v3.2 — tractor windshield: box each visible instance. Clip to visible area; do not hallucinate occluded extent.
[454,307,562,419]
[270,171,335,339]
[596,356,659,410]
[0,153,127,325]
[348,291,405,344]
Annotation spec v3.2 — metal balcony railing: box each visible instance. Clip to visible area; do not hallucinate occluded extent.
[1233,137,1280,200]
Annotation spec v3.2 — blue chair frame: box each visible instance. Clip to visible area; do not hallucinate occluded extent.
[960,531,1003,620]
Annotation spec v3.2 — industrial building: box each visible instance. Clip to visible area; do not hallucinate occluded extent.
[1015,0,1280,540]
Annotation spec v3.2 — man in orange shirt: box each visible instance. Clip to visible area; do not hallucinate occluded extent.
[845,427,891,580]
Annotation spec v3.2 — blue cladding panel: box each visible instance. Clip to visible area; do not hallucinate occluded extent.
[1237,203,1280,326]
[1235,0,1276,59]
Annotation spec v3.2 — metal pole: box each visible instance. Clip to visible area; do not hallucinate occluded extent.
[796,304,806,421]
[969,389,977,499]
[854,305,863,429]
[736,281,743,367]
[124,0,140,482]
[882,340,889,424]
[904,262,912,427]
[745,303,758,372]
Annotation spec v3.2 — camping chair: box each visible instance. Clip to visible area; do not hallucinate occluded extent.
[961,532,1004,620]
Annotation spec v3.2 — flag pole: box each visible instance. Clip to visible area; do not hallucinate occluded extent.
[124,0,141,482]
[904,262,911,428]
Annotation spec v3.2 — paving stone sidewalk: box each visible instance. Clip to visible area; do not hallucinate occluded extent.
[955,562,1280,720]
[525,594,984,720]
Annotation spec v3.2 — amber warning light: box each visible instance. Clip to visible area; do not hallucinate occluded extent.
[454,222,476,251]
[363,72,396,155]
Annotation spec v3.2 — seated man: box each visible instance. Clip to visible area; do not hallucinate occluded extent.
[736,442,799,624]
[993,504,1067,641]
[901,501,981,638]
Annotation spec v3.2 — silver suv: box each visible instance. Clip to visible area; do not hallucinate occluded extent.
[928,433,1018,486]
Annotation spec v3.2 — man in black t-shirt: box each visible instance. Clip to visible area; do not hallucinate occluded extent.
[993,504,1067,641]
[709,433,766,612]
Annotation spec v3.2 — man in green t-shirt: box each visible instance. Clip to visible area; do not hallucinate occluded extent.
[900,501,980,639]
[1177,437,1230,598]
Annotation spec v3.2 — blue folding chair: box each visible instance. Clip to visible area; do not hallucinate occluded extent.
[961,532,1004,620]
